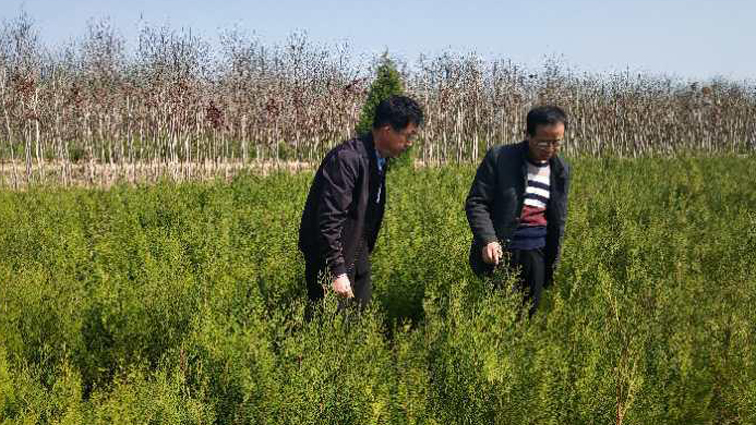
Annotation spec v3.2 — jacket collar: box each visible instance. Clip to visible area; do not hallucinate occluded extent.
[361,132,376,153]
[359,132,386,175]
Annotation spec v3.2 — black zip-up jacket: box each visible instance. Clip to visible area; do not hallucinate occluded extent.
[298,134,386,277]
[465,141,570,285]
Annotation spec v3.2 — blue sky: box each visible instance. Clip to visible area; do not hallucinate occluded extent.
[6,0,754,81]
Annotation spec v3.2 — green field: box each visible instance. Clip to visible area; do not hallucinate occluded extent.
[0,157,755,424]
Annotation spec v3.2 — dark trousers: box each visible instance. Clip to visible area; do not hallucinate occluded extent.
[305,249,372,311]
[507,248,545,317]
[470,244,546,317]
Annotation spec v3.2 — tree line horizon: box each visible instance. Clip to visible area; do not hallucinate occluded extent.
[1,11,755,187]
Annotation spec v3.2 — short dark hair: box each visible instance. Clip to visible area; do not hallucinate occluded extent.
[373,95,424,131]
[526,106,568,136]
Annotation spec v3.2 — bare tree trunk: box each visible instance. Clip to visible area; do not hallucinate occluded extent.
[10,137,18,190]
[2,98,18,189]
[25,122,32,185]
[241,113,248,163]
[33,88,45,182]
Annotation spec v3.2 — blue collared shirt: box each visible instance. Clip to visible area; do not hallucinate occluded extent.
[376,150,386,174]
[375,150,385,203]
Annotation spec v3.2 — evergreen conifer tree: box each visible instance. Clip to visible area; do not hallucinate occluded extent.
[356,54,415,168]
[355,53,404,135]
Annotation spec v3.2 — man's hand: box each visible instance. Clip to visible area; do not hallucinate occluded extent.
[481,241,503,265]
[332,274,354,298]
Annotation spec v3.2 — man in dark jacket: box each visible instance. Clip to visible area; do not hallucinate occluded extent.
[465,106,570,316]
[299,95,424,308]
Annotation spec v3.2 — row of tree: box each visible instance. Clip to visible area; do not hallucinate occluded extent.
[1,12,754,187]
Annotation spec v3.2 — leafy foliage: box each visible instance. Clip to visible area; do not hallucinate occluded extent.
[0,157,754,424]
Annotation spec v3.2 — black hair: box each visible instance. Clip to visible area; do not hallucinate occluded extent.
[373,95,424,131]
[526,106,568,136]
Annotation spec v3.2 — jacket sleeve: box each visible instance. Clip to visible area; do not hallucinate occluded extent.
[545,162,570,286]
[554,162,570,266]
[465,147,499,246]
[316,150,359,277]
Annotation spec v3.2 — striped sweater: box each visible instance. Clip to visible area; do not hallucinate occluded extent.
[509,159,550,250]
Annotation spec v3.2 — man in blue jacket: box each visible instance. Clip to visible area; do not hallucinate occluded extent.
[465,106,570,316]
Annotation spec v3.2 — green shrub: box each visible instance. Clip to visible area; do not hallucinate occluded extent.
[0,157,754,424]
[355,54,404,136]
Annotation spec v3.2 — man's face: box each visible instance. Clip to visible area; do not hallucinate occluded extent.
[526,122,565,162]
[376,123,418,158]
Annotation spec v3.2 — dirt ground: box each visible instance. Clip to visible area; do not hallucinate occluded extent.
[0,159,318,190]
